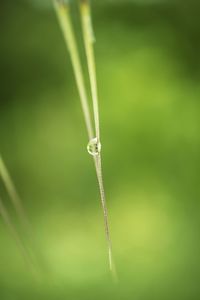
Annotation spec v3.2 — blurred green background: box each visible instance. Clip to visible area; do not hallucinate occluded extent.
[0,0,200,299]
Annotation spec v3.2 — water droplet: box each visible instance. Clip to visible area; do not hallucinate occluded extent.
[87,137,101,156]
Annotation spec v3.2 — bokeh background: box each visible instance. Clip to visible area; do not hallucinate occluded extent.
[0,0,200,299]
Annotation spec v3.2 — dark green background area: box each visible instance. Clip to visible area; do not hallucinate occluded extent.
[0,0,200,299]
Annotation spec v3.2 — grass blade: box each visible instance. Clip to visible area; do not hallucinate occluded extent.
[53,0,94,140]
[0,195,34,270]
[80,0,116,278]
[0,155,30,230]
[53,0,116,278]
[79,0,100,140]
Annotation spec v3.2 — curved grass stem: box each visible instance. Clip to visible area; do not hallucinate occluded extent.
[79,0,116,279]
[53,0,94,140]
[53,0,116,279]
[0,195,35,271]
[79,0,100,141]
[0,155,29,231]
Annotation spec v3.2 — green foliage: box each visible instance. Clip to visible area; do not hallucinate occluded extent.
[0,0,200,299]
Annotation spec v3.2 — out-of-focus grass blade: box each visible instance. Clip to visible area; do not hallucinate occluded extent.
[0,154,46,274]
[0,155,30,230]
[0,195,35,271]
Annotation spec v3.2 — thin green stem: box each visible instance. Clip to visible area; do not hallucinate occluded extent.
[53,0,94,140]
[0,154,29,230]
[79,0,116,278]
[53,0,116,278]
[0,195,34,270]
[94,155,116,279]
[79,0,100,141]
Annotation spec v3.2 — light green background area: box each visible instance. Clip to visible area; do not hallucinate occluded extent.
[0,1,199,299]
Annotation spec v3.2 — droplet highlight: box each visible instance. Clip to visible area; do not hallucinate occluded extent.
[87,137,101,156]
